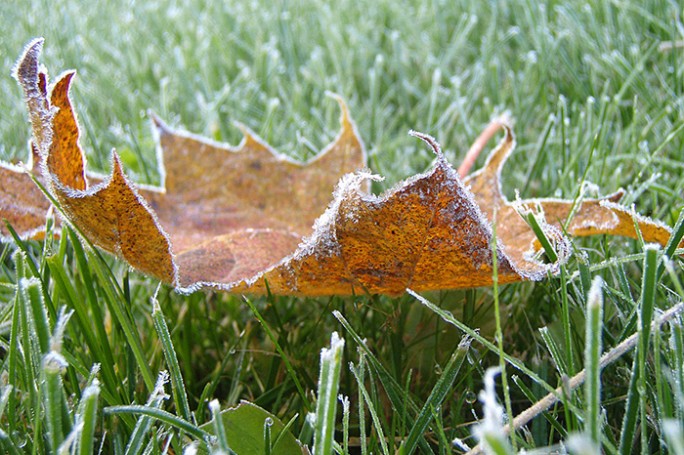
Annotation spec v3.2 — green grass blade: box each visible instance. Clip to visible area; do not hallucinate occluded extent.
[0,430,23,455]
[263,416,273,455]
[333,311,434,454]
[663,420,684,455]
[663,208,684,259]
[340,395,350,455]
[350,360,390,455]
[243,296,311,411]
[151,298,192,423]
[523,211,558,263]
[490,215,517,451]
[24,275,50,355]
[401,336,471,454]
[123,373,169,455]
[407,291,556,396]
[638,245,659,455]
[65,228,119,373]
[87,251,156,392]
[619,245,659,455]
[355,355,367,455]
[7,275,23,439]
[43,350,68,452]
[475,368,515,455]
[208,399,237,455]
[105,404,211,442]
[46,254,121,404]
[77,380,100,455]
[0,386,12,421]
[538,327,569,375]
[584,276,604,444]
[313,332,345,455]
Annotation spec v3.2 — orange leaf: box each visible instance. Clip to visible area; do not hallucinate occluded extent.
[4,39,681,296]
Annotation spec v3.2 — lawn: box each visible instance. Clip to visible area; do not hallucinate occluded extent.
[0,0,683,453]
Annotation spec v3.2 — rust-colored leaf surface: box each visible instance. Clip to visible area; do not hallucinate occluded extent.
[3,39,681,296]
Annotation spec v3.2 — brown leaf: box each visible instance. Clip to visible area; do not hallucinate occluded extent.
[463,126,679,266]
[0,156,51,240]
[4,39,681,296]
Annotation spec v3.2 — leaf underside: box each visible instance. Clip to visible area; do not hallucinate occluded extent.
[2,39,679,296]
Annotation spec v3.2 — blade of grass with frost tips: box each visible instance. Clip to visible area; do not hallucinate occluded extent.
[333,311,434,454]
[43,350,69,452]
[4,223,47,293]
[7,269,23,440]
[209,399,237,455]
[355,354,367,455]
[340,395,350,455]
[63,227,121,398]
[313,332,344,455]
[350,361,390,455]
[511,376,567,439]
[46,255,122,407]
[299,413,315,448]
[639,245,659,455]
[87,250,156,392]
[263,416,273,455]
[44,308,74,449]
[618,245,659,455]
[105,405,212,443]
[463,301,684,455]
[23,276,49,355]
[0,386,12,421]
[584,276,604,444]
[400,335,471,454]
[663,209,684,259]
[77,380,100,455]
[490,215,517,451]
[0,430,22,455]
[663,420,684,455]
[15,258,41,440]
[474,368,515,455]
[243,296,310,411]
[123,373,170,455]
[407,290,556,396]
[539,327,569,375]
[151,298,192,424]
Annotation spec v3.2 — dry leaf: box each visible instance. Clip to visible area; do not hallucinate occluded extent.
[0,153,51,240]
[3,39,681,296]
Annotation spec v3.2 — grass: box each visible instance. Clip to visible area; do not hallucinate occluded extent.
[1,0,683,453]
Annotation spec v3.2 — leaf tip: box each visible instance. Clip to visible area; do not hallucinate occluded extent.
[148,110,170,136]
[607,188,626,203]
[479,122,515,175]
[54,70,76,91]
[325,91,352,132]
[409,130,443,158]
[12,37,45,86]
[110,150,126,181]
[234,121,262,149]
[587,275,604,309]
